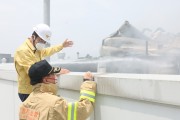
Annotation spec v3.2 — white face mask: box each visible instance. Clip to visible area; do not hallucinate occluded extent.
[35,43,46,50]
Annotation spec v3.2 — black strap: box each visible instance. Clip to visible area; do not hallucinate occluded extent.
[83,77,94,82]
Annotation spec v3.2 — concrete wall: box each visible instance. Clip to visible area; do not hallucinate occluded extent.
[0,63,180,120]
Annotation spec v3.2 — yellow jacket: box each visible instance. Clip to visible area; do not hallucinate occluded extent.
[19,81,96,120]
[14,39,63,94]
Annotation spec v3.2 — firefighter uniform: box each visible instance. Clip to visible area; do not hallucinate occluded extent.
[19,81,96,120]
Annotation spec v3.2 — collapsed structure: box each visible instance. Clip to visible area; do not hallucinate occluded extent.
[55,21,180,74]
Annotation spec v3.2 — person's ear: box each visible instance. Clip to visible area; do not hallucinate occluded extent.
[42,77,48,84]
[32,35,36,41]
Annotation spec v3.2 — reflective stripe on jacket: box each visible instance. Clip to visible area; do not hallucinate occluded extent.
[14,39,63,94]
[19,81,96,120]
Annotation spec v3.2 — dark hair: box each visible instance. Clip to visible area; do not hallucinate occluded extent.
[32,31,39,39]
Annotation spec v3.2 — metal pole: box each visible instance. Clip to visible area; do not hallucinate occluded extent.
[43,0,50,26]
[43,0,51,61]
[146,40,148,56]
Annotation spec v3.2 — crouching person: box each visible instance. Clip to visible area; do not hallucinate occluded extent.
[19,60,96,120]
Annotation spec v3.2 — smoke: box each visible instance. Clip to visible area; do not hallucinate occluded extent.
[98,56,179,74]
[52,21,180,75]
[98,21,180,74]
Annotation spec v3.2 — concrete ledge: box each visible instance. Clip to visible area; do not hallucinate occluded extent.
[0,70,17,81]
[59,73,180,106]
[0,63,16,81]
[1,64,180,106]
[96,73,180,106]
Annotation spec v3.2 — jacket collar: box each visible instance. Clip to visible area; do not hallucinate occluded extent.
[33,83,58,95]
[26,38,36,51]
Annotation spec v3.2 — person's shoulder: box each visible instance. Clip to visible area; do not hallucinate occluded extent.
[41,93,62,106]
[15,47,29,56]
[15,43,28,52]
[43,93,60,101]
[16,40,31,52]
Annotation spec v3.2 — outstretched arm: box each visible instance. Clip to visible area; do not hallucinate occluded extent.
[54,72,96,120]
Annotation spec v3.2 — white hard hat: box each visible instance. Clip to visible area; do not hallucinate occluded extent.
[33,23,52,42]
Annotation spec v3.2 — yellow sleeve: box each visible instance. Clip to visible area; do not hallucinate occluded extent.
[40,44,64,58]
[77,81,96,120]
[53,81,96,120]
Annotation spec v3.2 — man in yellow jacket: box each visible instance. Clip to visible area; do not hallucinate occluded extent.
[19,60,96,120]
[14,23,73,102]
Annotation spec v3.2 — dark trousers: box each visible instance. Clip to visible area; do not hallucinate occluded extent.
[18,93,29,102]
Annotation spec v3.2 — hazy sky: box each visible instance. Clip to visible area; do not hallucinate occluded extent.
[0,0,180,60]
